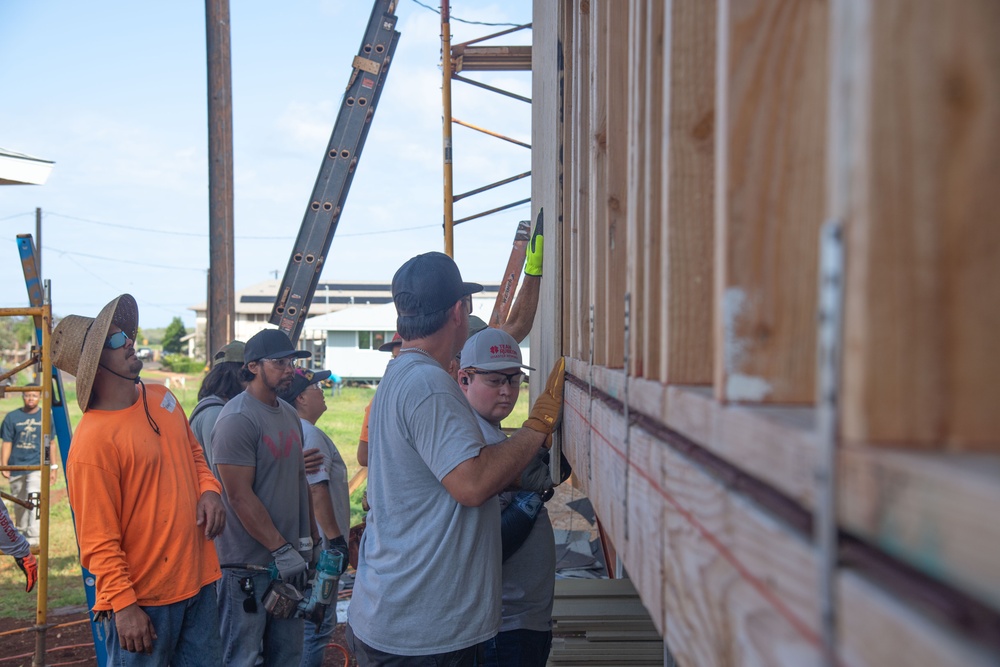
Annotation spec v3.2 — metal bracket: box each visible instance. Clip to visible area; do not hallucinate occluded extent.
[352,55,382,75]
[623,292,631,542]
[816,218,845,667]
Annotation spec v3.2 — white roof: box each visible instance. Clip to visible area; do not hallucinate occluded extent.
[0,148,54,186]
[302,297,497,333]
[304,302,397,332]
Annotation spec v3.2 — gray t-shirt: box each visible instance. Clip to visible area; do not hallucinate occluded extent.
[301,418,350,541]
[211,391,311,566]
[189,397,225,468]
[476,414,556,633]
[349,352,501,655]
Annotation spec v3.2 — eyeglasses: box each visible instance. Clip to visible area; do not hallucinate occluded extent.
[468,369,526,388]
[462,295,473,314]
[104,330,131,350]
[261,357,296,369]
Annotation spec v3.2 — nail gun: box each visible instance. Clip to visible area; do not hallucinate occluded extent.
[221,549,343,623]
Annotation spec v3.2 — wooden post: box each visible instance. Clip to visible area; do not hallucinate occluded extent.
[588,2,608,367]
[569,0,591,361]
[205,0,236,362]
[841,0,1000,450]
[662,0,716,385]
[714,0,829,404]
[603,0,629,368]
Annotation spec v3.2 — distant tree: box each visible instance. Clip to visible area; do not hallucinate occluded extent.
[162,317,187,355]
[0,317,35,352]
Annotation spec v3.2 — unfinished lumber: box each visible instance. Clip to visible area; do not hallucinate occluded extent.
[568,0,591,361]
[566,357,1000,616]
[713,0,828,404]
[587,2,609,367]
[601,0,628,368]
[839,0,1000,450]
[637,0,666,383]
[625,0,648,379]
[550,578,665,666]
[838,446,1000,611]
[662,0,715,385]
[565,381,824,666]
[560,0,574,356]
[838,569,998,667]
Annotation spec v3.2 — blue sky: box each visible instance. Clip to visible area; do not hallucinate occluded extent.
[0,1,532,328]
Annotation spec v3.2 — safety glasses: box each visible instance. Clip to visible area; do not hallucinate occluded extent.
[104,330,131,350]
[469,369,526,388]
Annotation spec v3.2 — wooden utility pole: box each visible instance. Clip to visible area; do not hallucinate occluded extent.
[205,0,235,363]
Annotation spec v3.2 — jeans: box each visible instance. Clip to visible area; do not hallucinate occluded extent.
[219,567,303,666]
[300,593,336,667]
[346,623,483,667]
[10,471,40,545]
[101,583,222,666]
[480,629,552,667]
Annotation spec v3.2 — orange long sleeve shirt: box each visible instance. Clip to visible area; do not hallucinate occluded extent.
[67,384,221,611]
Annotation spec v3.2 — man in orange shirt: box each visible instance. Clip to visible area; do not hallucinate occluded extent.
[52,295,225,664]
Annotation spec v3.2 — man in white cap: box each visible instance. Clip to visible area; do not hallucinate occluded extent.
[459,327,561,666]
[211,328,316,665]
[52,294,225,663]
[346,251,565,665]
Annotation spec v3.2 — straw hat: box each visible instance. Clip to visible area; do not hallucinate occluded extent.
[52,294,139,412]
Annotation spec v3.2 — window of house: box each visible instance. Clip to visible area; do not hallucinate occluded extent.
[357,331,396,350]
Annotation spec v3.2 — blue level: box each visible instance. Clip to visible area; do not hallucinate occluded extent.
[17,234,108,667]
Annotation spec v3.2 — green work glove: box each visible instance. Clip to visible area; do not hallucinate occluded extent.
[525,209,544,277]
[523,357,565,438]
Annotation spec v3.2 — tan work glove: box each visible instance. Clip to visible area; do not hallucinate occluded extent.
[522,357,565,439]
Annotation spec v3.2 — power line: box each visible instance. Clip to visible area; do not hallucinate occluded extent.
[0,211,34,222]
[46,245,206,272]
[42,211,444,240]
[407,0,523,27]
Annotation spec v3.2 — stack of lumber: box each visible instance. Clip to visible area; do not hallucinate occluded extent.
[548,578,663,666]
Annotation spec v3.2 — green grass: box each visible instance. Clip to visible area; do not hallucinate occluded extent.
[0,370,529,620]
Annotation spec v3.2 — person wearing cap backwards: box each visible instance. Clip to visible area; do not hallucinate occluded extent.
[459,328,560,666]
[346,252,564,666]
[278,368,351,667]
[210,328,317,665]
[189,340,247,468]
[51,294,225,663]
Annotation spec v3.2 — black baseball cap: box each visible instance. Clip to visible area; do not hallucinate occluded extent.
[244,329,311,364]
[279,368,332,403]
[392,252,483,318]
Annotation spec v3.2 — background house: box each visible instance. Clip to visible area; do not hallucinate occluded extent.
[303,297,530,383]
[190,279,502,362]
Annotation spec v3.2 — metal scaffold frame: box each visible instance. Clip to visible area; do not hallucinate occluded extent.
[1,234,107,667]
[440,4,532,257]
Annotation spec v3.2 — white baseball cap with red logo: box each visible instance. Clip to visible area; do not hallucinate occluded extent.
[459,327,535,371]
